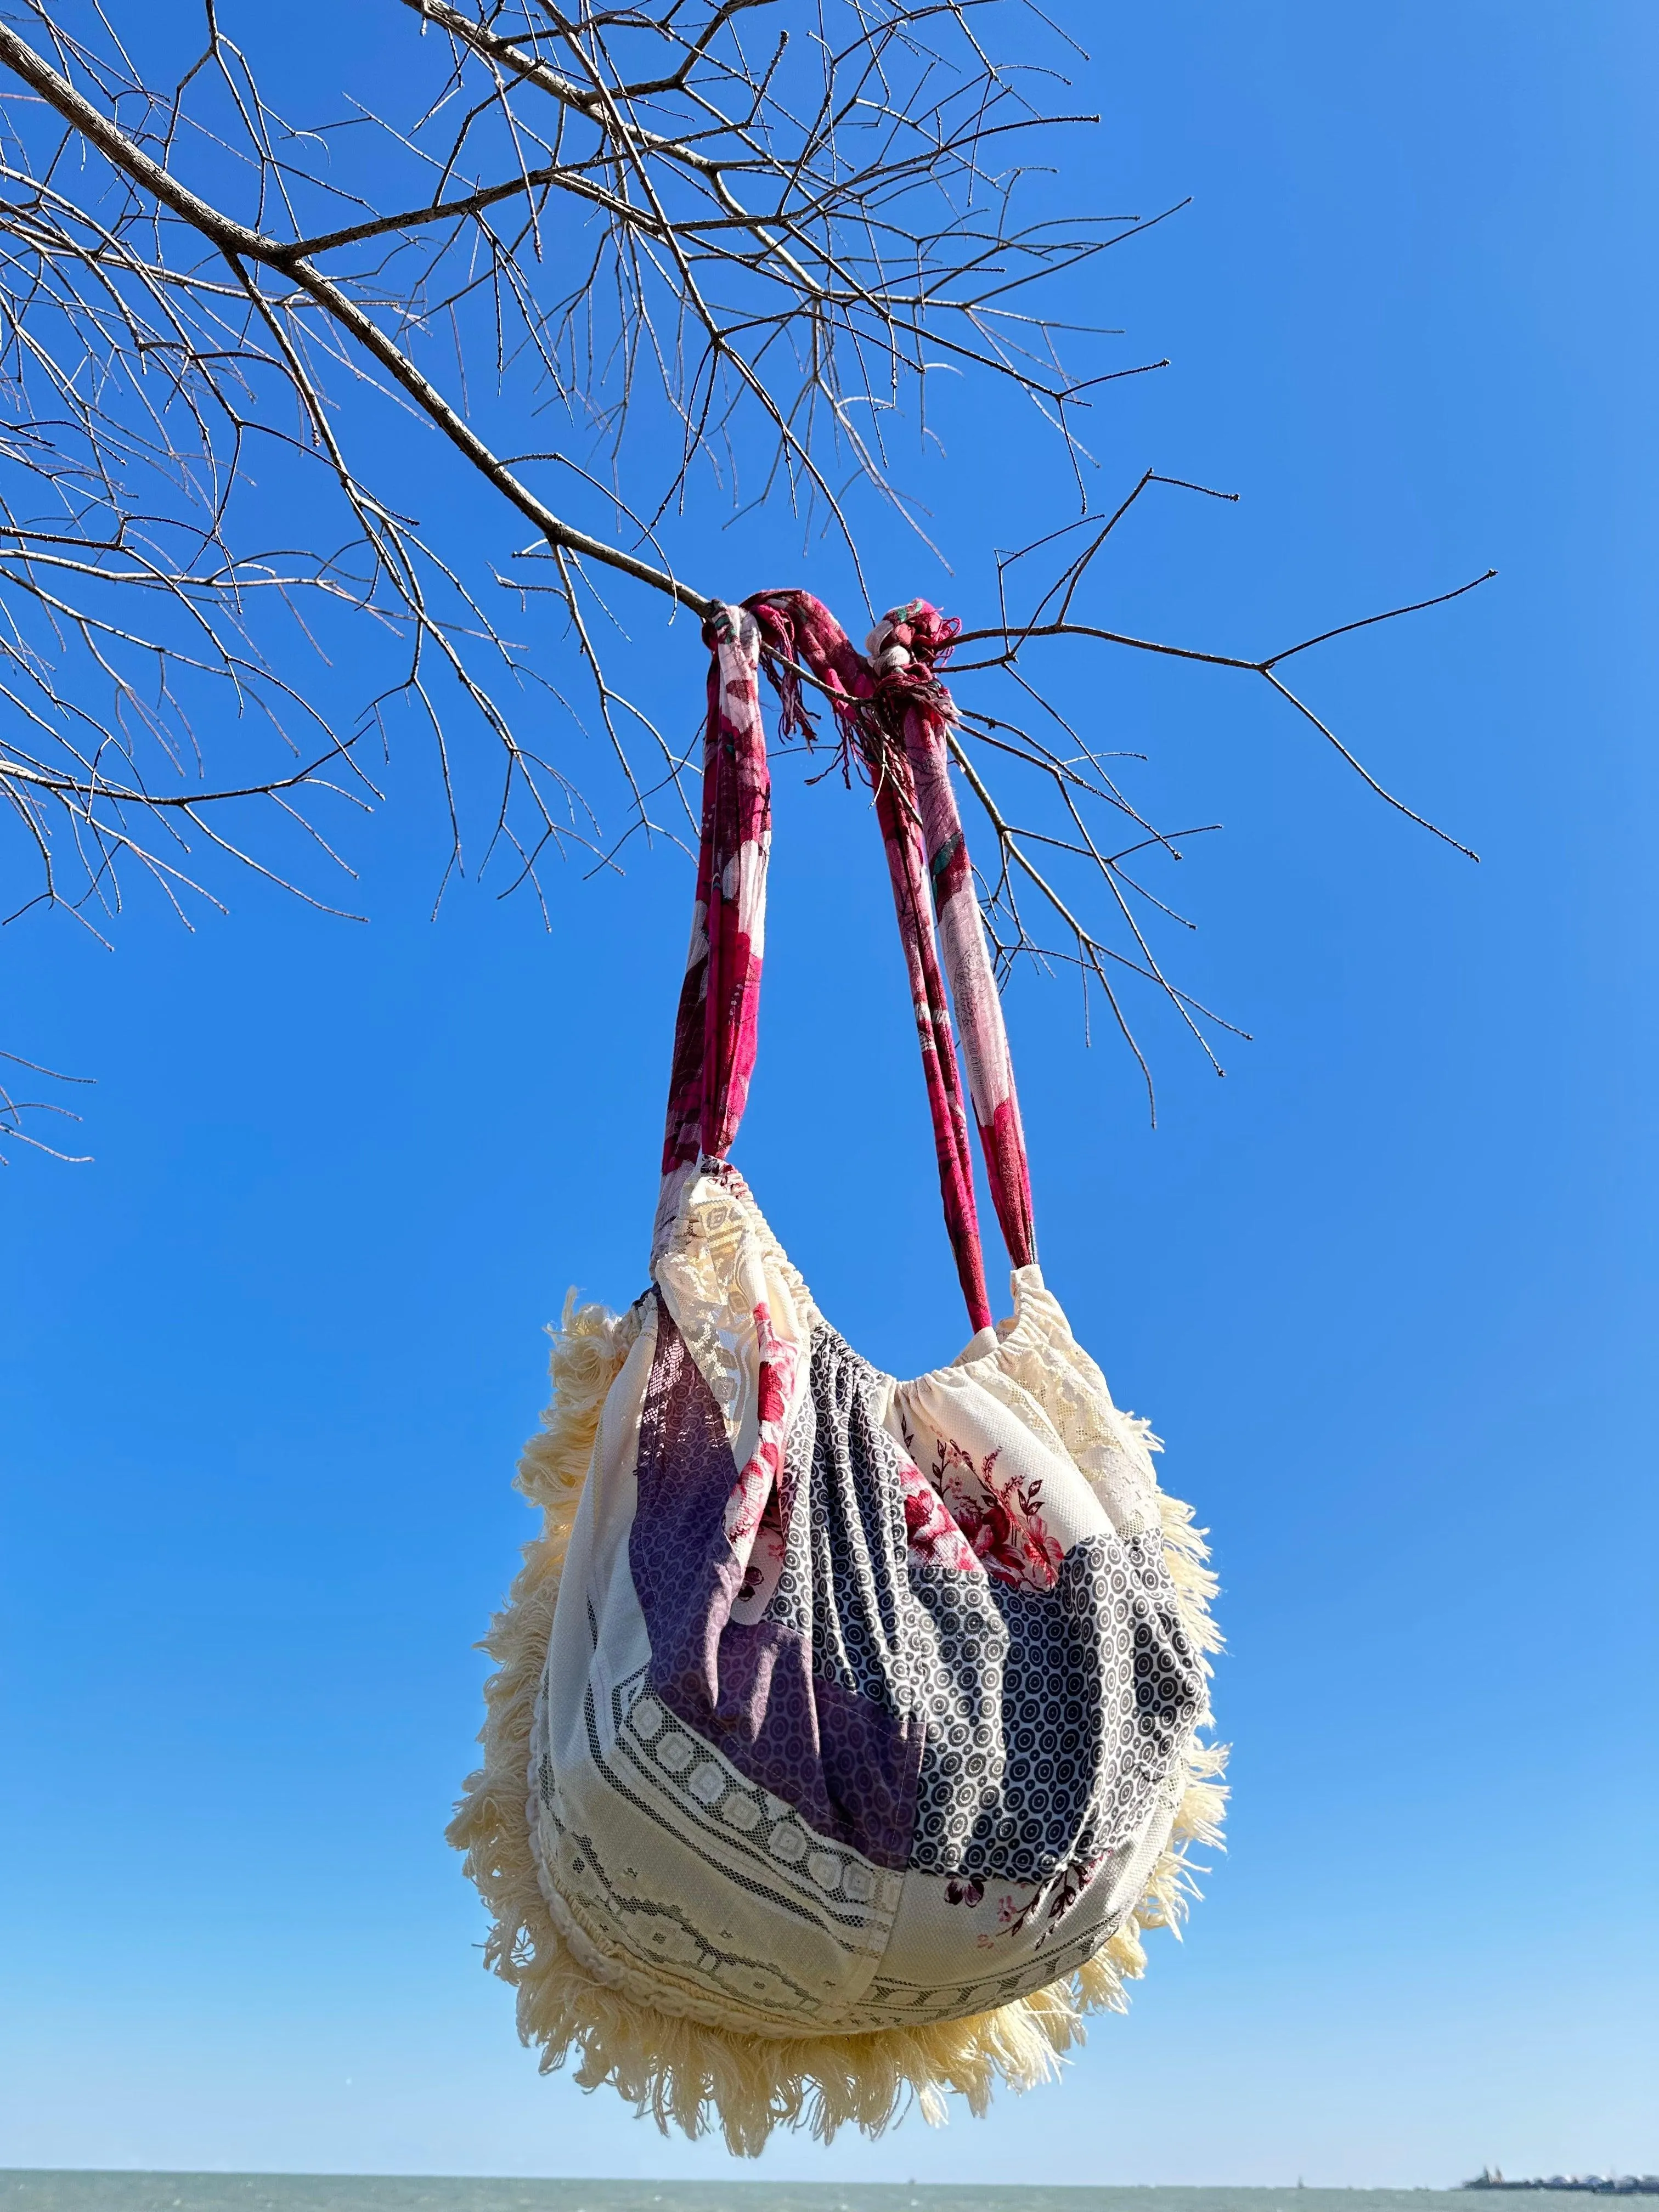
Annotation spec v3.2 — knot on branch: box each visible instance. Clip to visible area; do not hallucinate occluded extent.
[865,598,962,735]
[865,599,962,678]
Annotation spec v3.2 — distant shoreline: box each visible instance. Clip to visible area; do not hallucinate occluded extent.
[7,2179,1659,2201]
[1464,2182,1657,2198]
[7,2180,1659,2210]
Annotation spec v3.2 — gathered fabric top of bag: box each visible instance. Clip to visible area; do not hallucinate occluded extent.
[449,593,1226,2155]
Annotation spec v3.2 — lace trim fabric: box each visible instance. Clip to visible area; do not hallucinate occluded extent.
[658,1176,1177,1572]
[968,1271,1166,1538]
[652,1161,821,1430]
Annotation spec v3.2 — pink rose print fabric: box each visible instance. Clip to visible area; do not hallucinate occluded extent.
[658,595,1018,1317]
[720,1294,800,1596]
[660,606,771,1178]
[741,591,1037,1314]
[925,1435,1065,1593]
[896,1452,984,1575]
[883,605,1037,1275]
[745,590,995,1333]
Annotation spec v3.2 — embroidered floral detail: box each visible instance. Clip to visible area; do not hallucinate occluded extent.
[944,1874,985,1908]
[972,1854,1104,1949]
[928,1435,1064,1592]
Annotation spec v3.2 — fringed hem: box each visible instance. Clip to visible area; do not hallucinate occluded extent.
[448,1292,1227,2154]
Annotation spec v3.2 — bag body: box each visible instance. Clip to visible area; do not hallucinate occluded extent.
[451,598,1224,2150]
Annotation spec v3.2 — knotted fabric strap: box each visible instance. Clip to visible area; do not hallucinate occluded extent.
[659,606,771,1175]
[879,604,1039,1277]
[743,591,990,1331]
[657,591,1036,1335]
[747,592,1037,1286]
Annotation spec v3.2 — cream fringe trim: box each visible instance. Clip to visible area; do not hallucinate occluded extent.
[448,1294,1227,2155]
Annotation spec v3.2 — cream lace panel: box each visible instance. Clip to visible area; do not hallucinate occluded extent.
[969,1266,1165,1542]
[651,1163,820,1443]
[656,1180,1161,1553]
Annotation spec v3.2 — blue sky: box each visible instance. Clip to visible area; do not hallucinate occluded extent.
[2,0,1656,2187]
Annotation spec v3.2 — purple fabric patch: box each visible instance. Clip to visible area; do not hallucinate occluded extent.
[630,1299,920,1868]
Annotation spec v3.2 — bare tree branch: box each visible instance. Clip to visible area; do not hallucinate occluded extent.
[0,0,1489,1135]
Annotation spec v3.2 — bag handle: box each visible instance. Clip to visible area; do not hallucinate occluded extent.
[747,594,1038,1282]
[658,596,1036,1334]
[659,606,773,1177]
[870,601,1039,1278]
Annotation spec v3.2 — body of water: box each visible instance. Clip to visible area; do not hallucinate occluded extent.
[0,2183,1606,2212]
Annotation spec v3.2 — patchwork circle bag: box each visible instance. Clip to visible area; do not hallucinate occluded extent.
[450,594,1224,2152]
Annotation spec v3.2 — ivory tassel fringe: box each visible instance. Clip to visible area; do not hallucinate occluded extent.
[448,1295,1227,2155]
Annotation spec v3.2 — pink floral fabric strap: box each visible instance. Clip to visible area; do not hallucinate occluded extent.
[659,606,770,1176]
[741,592,992,1333]
[747,591,1037,1298]
[876,607,1038,1274]
[658,590,1036,1330]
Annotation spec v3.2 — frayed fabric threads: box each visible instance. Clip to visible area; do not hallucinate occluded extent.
[449,1292,1226,2157]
